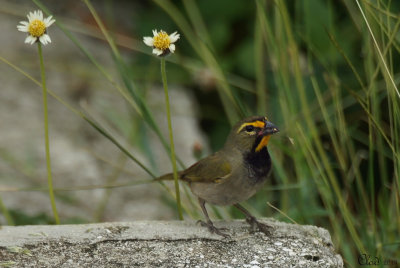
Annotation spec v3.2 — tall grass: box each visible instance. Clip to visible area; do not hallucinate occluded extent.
[251,0,399,264]
[154,0,399,264]
[0,0,398,266]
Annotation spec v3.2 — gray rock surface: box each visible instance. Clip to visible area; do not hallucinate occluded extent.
[0,219,343,267]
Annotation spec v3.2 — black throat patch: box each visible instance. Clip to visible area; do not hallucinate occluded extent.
[243,146,271,184]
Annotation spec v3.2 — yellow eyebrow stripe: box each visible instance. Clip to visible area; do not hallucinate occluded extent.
[237,120,265,133]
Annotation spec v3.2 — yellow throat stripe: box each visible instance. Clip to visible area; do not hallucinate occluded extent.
[237,119,272,152]
[255,135,271,152]
[237,120,265,133]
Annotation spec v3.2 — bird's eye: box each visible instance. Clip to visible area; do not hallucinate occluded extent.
[245,125,254,132]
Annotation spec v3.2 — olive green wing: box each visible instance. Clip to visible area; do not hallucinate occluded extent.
[180,152,232,183]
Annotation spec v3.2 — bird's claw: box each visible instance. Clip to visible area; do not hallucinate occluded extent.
[197,220,230,238]
[246,217,273,236]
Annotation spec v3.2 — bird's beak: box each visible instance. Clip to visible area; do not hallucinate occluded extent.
[259,121,279,136]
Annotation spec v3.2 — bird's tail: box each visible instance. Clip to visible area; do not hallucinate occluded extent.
[154,172,181,181]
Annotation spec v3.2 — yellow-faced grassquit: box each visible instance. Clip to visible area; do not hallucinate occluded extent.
[158,116,279,237]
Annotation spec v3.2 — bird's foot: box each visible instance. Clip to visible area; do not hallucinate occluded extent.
[245,217,273,236]
[197,220,230,238]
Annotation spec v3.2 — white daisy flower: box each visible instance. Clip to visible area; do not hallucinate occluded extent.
[17,10,56,45]
[143,30,180,57]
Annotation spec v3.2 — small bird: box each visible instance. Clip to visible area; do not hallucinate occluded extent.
[158,116,279,236]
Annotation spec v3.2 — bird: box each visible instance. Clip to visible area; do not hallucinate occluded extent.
[157,116,279,237]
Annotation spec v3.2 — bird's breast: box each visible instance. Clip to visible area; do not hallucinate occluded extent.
[188,147,272,206]
[243,147,271,184]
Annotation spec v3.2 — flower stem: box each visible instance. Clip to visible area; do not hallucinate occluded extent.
[38,42,60,224]
[160,58,183,220]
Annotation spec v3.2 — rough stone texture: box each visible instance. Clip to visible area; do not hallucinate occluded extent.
[0,219,343,267]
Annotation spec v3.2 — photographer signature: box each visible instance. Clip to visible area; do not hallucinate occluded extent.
[358,254,398,266]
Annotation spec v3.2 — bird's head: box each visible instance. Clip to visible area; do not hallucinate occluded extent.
[225,116,279,153]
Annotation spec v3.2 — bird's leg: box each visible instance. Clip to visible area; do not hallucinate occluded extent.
[197,198,230,238]
[234,204,272,235]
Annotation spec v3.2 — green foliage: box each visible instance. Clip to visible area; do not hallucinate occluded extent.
[138,0,400,264]
[8,209,55,225]
[1,0,398,266]
[8,209,87,225]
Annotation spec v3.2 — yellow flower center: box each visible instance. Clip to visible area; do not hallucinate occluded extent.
[28,19,46,37]
[153,32,170,50]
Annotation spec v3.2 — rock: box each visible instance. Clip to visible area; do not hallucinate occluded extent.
[0,219,343,267]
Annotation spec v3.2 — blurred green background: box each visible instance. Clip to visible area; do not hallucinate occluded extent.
[0,0,399,266]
